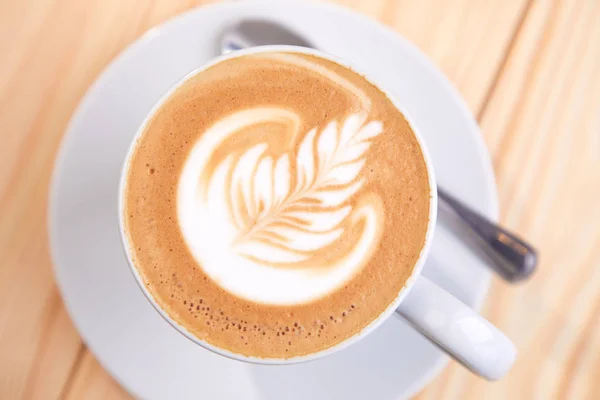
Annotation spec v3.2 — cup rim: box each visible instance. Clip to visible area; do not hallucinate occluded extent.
[118,45,438,365]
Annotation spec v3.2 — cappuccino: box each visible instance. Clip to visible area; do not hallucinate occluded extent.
[122,51,430,358]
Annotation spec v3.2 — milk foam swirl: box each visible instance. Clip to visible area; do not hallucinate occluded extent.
[177,56,385,305]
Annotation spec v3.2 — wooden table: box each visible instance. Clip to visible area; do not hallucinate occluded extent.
[1,0,599,398]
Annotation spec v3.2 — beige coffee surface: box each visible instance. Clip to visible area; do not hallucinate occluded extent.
[123,52,430,358]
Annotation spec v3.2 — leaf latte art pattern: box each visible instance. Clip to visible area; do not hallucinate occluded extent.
[231,113,383,264]
[178,108,385,305]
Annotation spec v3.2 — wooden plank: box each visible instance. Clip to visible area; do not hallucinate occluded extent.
[20,303,84,400]
[62,352,130,400]
[417,0,600,398]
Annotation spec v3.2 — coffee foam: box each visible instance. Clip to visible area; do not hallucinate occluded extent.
[123,51,431,358]
[178,107,385,304]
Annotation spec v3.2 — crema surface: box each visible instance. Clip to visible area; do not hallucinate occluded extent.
[123,52,430,358]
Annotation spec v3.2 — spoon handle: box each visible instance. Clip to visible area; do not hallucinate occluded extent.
[437,188,537,282]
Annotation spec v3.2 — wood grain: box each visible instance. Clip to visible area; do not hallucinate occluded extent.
[417,0,600,398]
[0,0,598,399]
[63,352,130,400]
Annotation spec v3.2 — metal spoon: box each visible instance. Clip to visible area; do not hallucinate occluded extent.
[219,20,537,282]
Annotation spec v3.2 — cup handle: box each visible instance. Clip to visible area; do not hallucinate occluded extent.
[395,276,516,380]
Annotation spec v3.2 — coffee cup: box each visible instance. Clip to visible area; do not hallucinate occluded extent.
[118,46,515,380]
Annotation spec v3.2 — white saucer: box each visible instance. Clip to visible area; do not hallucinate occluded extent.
[49,2,498,399]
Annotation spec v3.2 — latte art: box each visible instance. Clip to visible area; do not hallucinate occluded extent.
[178,109,384,304]
[123,50,431,359]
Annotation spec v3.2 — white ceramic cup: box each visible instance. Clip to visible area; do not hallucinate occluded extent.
[118,46,516,381]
